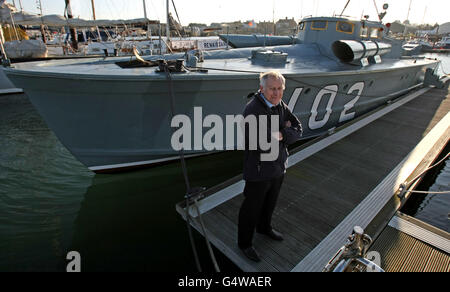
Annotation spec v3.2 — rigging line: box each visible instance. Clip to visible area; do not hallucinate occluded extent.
[193,199,220,272]
[405,151,450,188]
[185,198,202,272]
[185,65,410,99]
[163,63,202,272]
[170,0,182,27]
[340,0,351,16]
[7,9,20,41]
[163,61,221,272]
[372,0,381,22]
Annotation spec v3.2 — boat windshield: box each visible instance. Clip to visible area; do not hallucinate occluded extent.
[311,21,328,30]
[336,21,354,34]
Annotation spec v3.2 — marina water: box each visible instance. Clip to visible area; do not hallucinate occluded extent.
[0,93,242,271]
[0,53,449,272]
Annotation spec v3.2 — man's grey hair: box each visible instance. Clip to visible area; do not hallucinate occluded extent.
[259,71,286,90]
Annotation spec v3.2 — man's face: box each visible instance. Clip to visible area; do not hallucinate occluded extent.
[260,77,284,106]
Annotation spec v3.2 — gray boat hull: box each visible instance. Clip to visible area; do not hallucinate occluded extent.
[5,62,436,172]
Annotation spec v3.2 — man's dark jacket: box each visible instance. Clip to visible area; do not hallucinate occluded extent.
[243,92,303,182]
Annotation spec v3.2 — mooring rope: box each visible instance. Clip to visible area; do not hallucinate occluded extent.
[193,198,221,272]
[163,63,202,272]
[399,151,450,197]
[163,61,220,272]
[405,190,450,194]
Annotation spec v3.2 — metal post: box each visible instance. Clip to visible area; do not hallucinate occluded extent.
[159,23,162,55]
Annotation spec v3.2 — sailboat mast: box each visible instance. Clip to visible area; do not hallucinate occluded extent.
[37,0,44,16]
[91,0,97,19]
[90,0,102,42]
[36,0,47,43]
[406,0,412,22]
[18,0,23,12]
[403,0,413,36]
[143,0,148,19]
[65,0,78,50]
[143,0,150,38]
[166,0,170,40]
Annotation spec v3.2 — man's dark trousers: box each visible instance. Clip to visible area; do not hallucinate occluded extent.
[238,174,285,249]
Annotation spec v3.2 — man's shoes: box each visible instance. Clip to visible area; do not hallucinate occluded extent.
[258,229,284,241]
[240,246,261,262]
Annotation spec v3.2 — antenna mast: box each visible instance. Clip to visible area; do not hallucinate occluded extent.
[340,0,351,16]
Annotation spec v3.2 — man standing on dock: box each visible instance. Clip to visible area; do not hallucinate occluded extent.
[238,71,303,262]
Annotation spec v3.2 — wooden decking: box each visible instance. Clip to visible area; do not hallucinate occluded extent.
[369,212,450,272]
[176,79,450,272]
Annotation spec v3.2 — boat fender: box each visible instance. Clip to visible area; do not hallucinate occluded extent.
[424,68,444,89]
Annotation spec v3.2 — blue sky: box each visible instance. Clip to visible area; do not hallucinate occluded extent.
[9,0,450,25]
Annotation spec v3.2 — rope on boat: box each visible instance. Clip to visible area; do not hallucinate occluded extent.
[162,61,220,272]
[405,190,450,194]
[162,61,202,272]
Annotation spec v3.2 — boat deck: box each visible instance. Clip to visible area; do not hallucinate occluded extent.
[5,46,437,79]
[176,78,450,272]
[368,212,450,272]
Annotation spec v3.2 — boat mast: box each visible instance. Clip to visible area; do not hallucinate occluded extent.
[18,0,23,12]
[12,0,24,12]
[421,6,427,24]
[90,0,96,19]
[166,0,170,40]
[36,0,46,43]
[272,0,276,35]
[406,0,412,22]
[65,0,78,50]
[90,0,102,42]
[143,0,150,38]
[403,0,413,37]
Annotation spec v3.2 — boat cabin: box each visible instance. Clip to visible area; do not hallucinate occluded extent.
[298,16,387,46]
[295,16,396,65]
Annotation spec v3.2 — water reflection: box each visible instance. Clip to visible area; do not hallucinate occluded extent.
[69,151,243,271]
